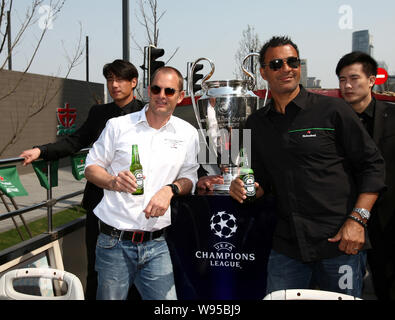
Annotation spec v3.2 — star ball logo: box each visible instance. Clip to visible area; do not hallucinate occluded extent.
[210,211,237,239]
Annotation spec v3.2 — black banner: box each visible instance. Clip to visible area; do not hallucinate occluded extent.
[167,193,277,300]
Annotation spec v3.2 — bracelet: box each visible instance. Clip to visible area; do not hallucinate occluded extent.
[347,215,367,228]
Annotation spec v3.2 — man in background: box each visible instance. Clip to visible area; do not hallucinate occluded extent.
[336,51,395,300]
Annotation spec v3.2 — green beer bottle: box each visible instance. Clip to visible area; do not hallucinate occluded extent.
[130,144,144,195]
[238,148,256,203]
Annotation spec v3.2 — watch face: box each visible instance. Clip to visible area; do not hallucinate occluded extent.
[361,211,369,219]
[354,208,370,219]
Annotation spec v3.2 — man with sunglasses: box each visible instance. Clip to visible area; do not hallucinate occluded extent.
[84,66,199,300]
[229,36,385,298]
[336,51,395,300]
[19,59,144,299]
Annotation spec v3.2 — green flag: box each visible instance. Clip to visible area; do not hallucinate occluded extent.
[32,160,59,190]
[70,154,87,181]
[0,165,28,197]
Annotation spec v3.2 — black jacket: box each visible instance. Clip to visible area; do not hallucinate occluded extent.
[38,99,145,212]
[246,87,386,262]
[371,98,395,230]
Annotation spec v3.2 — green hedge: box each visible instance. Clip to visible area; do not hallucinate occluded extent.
[0,206,86,251]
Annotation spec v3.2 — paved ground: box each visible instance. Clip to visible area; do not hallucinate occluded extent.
[0,166,86,233]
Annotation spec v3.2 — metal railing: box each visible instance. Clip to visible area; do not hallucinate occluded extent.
[0,149,89,237]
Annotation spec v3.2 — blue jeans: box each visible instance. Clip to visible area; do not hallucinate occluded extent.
[266,249,367,298]
[95,233,177,300]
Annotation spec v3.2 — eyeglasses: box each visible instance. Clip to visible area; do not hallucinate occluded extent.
[150,85,180,97]
[263,57,301,71]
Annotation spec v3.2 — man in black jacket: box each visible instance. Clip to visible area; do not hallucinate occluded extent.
[19,59,144,300]
[229,36,385,298]
[336,51,395,300]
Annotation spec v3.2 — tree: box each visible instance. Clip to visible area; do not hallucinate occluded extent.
[133,0,179,62]
[0,0,85,156]
[234,25,265,90]
[1,1,65,77]
[131,0,179,99]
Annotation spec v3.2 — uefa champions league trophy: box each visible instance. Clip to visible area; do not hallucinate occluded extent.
[188,53,260,191]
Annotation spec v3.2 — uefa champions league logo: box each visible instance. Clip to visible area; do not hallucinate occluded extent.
[210,211,237,239]
[194,210,254,269]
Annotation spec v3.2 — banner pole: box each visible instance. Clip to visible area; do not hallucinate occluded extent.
[47,161,53,233]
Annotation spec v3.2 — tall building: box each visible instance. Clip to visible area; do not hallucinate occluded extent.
[307,77,321,89]
[300,59,307,87]
[352,30,374,55]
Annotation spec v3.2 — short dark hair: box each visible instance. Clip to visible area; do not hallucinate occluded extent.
[151,66,184,91]
[103,59,139,81]
[335,51,378,77]
[259,36,300,67]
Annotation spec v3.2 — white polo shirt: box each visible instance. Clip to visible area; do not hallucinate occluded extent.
[85,105,199,231]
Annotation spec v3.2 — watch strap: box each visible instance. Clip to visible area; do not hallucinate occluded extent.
[166,183,179,195]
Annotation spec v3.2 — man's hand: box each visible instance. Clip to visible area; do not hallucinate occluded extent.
[19,148,41,166]
[111,170,139,193]
[143,185,173,219]
[85,166,140,193]
[229,177,261,203]
[328,217,365,255]
[197,175,224,191]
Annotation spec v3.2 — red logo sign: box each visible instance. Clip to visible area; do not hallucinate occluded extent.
[57,103,77,136]
[375,68,388,85]
[57,103,76,128]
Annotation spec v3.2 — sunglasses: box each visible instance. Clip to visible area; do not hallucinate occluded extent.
[150,85,180,97]
[263,57,301,71]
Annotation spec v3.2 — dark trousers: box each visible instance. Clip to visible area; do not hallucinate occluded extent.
[367,215,395,300]
[84,210,99,300]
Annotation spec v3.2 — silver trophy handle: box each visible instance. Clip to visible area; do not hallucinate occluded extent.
[188,58,215,150]
[242,52,260,90]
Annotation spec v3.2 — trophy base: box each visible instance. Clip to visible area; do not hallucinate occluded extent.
[212,171,236,193]
[213,183,230,192]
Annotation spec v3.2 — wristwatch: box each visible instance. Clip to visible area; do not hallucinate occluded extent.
[352,207,371,220]
[166,183,180,196]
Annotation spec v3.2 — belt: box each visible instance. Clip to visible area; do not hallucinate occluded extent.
[99,220,164,244]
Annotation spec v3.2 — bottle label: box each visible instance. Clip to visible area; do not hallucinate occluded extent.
[242,174,256,197]
[133,169,144,189]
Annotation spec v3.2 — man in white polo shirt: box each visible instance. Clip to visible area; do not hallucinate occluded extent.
[84,66,199,300]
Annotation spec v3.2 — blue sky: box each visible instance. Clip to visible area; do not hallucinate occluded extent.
[8,0,395,89]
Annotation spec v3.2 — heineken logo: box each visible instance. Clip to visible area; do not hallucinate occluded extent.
[57,103,77,136]
[0,175,20,193]
[302,130,317,138]
[242,174,256,197]
[288,127,335,138]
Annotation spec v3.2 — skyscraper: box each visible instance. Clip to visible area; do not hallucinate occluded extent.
[300,59,307,87]
[352,30,374,56]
